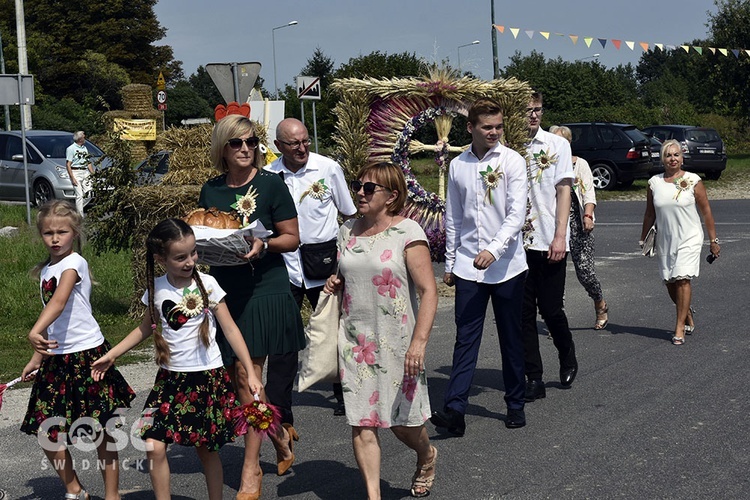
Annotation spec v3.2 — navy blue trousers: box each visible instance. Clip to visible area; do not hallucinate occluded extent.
[442,272,527,414]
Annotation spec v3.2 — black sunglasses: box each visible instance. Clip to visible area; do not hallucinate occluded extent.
[350,180,389,195]
[227,137,260,149]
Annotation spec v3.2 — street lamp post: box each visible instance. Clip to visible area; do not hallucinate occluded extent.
[272,20,298,98]
[576,53,600,62]
[457,40,480,74]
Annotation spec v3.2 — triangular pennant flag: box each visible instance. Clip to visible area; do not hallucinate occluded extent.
[666,45,676,51]
[694,46,703,55]
[584,37,593,48]
[569,35,578,45]
[708,47,716,54]
[719,48,728,56]
[494,25,505,34]
[745,49,750,57]
[625,41,635,50]
[681,45,690,53]
[598,38,607,49]
[525,30,535,39]
[612,39,622,50]
[510,27,520,39]
[732,49,740,58]
[540,31,550,39]
[655,43,664,51]
[555,32,565,37]
[639,42,649,51]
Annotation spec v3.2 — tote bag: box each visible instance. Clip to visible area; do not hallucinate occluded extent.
[297,290,341,392]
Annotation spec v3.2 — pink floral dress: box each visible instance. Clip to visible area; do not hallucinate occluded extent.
[336,218,432,428]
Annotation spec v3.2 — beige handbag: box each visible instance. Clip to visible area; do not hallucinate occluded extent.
[296,290,341,392]
[642,226,657,258]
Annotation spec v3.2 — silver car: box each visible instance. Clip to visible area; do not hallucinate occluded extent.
[0,130,108,206]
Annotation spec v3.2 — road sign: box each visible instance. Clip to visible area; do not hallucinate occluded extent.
[0,74,35,105]
[297,76,321,100]
[206,62,261,104]
[156,90,167,104]
[156,71,166,90]
[158,103,167,111]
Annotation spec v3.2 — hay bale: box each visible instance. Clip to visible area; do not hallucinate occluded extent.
[122,84,155,113]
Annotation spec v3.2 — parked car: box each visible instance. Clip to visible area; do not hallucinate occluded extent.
[640,125,727,180]
[561,123,652,190]
[645,133,663,174]
[0,130,109,206]
[134,150,170,185]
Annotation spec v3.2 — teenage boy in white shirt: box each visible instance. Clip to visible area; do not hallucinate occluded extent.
[430,98,529,435]
[522,91,578,403]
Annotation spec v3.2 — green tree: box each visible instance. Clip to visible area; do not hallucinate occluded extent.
[706,0,750,116]
[163,80,213,126]
[0,0,177,113]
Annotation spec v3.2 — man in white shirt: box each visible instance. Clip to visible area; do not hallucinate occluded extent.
[430,98,529,435]
[522,91,578,402]
[65,131,94,216]
[266,118,357,415]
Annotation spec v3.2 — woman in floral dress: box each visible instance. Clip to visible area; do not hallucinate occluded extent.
[640,139,720,345]
[325,162,438,498]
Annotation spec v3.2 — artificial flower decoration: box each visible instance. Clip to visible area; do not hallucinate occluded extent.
[232,397,281,436]
[574,176,586,194]
[673,176,694,200]
[178,288,204,318]
[299,179,329,201]
[231,185,259,225]
[532,149,558,183]
[479,165,503,205]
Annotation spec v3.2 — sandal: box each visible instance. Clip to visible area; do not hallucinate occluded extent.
[671,336,685,346]
[64,489,90,500]
[594,303,609,330]
[410,446,437,498]
[685,306,696,335]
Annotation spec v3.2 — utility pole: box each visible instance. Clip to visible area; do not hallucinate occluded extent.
[15,0,31,129]
[0,28,11,130]
[491,0,499,79]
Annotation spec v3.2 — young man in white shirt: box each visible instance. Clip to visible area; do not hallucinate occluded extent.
[430,98,529,435]
[266,118,357,416]
[522,91,578,402]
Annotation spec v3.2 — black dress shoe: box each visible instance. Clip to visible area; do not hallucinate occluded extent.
[504,408,526,429]
[524,379,546,402]
[560,348,578,387]
[333,401,346,416]
[430,408,466,436]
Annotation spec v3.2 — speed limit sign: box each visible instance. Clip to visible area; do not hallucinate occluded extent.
[157,90,167,104]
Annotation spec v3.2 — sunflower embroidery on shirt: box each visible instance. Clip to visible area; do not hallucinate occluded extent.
[231,185,259,226]
[532,149,558,183]
[673,176,694,200]
[299,178,329,202]
[479,165,503,205]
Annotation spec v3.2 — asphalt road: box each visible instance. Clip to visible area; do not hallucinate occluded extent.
[1,199,749,499]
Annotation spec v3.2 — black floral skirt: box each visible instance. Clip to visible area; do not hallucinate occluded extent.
[21,341,136,442]
[138,367,240,451]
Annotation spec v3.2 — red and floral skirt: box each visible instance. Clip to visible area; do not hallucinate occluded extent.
[138,367,239,451]
[21,341,136,442]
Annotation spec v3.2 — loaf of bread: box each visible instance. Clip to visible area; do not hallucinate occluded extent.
[184,207,241,229]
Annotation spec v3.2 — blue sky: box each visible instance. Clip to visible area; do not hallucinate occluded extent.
[153,0,719,93]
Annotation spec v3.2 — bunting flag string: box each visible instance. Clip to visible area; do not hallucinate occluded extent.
[493,24,749,59]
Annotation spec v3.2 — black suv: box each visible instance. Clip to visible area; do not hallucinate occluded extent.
[562,123,652,190]
[641,125,727,180]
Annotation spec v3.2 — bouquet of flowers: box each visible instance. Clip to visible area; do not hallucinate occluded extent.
[232,395,281,437]
[0,370,37,411]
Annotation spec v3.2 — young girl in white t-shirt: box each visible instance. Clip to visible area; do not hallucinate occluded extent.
[92,218,263,500]
[21,200,136,500]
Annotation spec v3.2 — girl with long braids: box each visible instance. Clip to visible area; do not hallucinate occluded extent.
[92,218,262,500]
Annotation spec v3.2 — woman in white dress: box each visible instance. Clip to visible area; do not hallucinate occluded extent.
[325,162,438,498]
[640,139,720,345]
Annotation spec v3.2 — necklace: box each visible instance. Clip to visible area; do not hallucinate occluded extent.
[359,216,394,237]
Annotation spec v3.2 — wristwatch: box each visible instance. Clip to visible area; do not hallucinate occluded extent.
[259,238,269,258]
[711,237,720,244]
